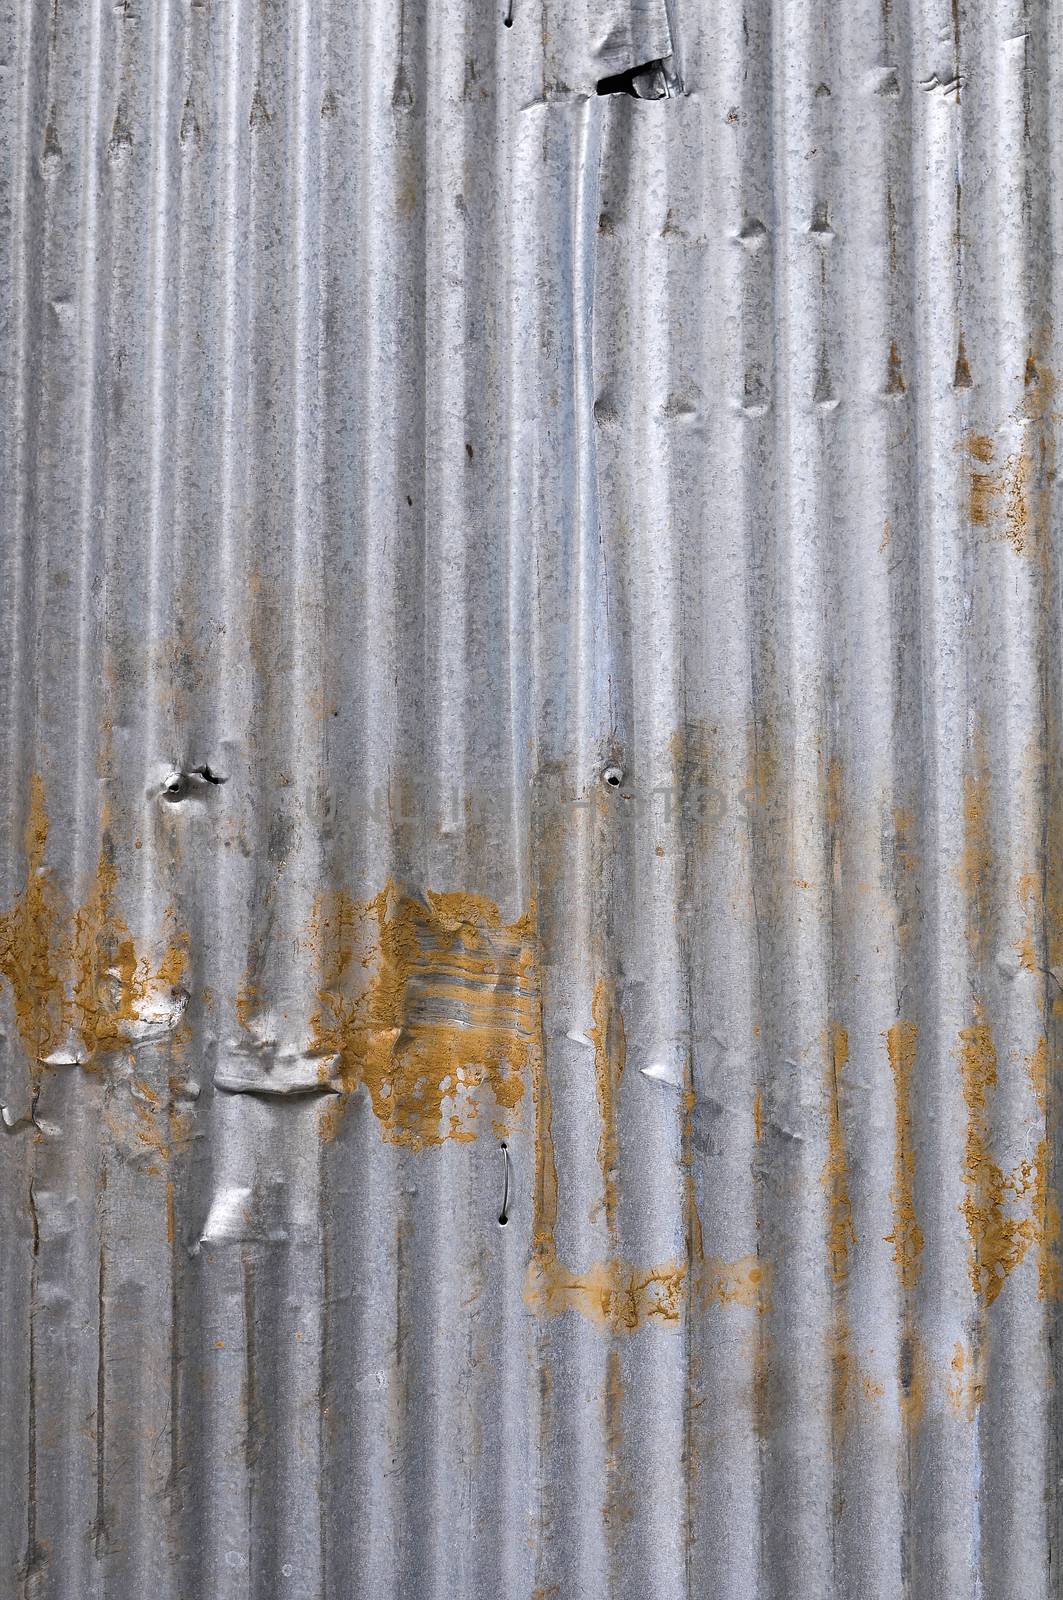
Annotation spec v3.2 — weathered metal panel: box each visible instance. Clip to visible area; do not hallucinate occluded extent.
[1,0,1061,1594]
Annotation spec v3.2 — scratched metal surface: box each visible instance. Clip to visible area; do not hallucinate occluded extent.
[1,0,1062,1595]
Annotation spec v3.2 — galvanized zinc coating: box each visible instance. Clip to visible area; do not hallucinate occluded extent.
[1,0,1062,1595]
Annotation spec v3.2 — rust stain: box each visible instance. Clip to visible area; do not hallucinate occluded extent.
[699,1254,772,1313]
[825,756,843,833]
[957,1007,1056,1305]
[898,1331,927,1429]
[590,979,625,1231]
[823,1023,855,1435]
[963,358,1057,555]
[235,973,258,1034]
[954,330,973,390]
[883,1021,924,1291]
[745,731,778,817]
[603,1347,632,1546]
[0,774,67,1063]
[750,1329,776,1439]
[969,469,998,528]
[823,1023,855,1283]
[1029,1037,1062,1301]
[1029,1034,1049,1117]
[682,1089,703,1268]
[0,777,188,1074]
[830,1315,853,1428]
[752,1085,764,1143]
[310,884,536,1149]
[1016,872,1041,972]
[525,986,686,1333]
[946,1338,985,1421]
[960,735,993,964]
[525,1253,687,1332]
[964,423,1031,552]
[892,805,917,876]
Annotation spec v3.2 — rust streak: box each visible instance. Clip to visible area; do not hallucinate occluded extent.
[883,1022,924,1291]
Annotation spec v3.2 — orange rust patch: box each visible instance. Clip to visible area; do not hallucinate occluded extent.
[883,1022,924,1292]
[964,422,1033,550]
[0,777,189,1072]
[0,775,67,1063]
[957,1006,1051,1305]
[963,354,1056,557]
[752,1085,764,1143]
[822,1023,855,1283]
[309,884,537,1150]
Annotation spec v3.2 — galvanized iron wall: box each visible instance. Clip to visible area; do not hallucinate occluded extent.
[1,0,1062,1594]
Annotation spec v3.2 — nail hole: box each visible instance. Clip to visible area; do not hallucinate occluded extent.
[162,773,188,801]
[603,765,623,789]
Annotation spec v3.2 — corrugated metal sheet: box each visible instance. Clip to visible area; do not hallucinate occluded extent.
[1,0,1062,1594]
